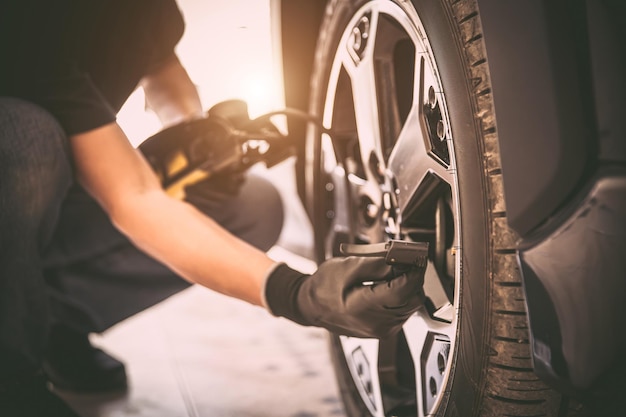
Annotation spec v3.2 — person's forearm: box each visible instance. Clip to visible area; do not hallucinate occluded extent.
[111,191,275,306]
[70,122,275,307]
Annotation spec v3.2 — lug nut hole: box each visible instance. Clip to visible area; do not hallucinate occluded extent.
[428,86,437,109]
[437,352,446,374]
[429,377,437,397]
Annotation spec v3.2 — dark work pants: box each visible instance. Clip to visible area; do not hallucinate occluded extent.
[0,97,284,383]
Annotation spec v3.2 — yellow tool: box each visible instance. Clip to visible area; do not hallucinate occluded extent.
[139,99,316,198]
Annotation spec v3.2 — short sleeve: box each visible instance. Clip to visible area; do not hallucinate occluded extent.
[145,0,187,73]
[24,73,118,136]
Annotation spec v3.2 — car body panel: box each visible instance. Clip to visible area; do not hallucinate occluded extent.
[520,172,626,391]
[478,0,626,392]
[477,0,594,237]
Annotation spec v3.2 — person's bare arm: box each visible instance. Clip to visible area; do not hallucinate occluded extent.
[140,54,204,126]
[68,54,275,305]
[70,122,275,305]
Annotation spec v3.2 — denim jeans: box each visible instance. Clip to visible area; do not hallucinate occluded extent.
[0,97,284,382]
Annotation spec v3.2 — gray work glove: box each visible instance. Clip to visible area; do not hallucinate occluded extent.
[264,257,426,339]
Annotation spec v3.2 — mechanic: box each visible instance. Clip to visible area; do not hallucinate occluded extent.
[0,1,425,415]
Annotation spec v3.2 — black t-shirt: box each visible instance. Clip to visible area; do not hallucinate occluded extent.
[0,0,185,135]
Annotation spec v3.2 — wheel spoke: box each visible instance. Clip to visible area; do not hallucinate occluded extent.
[339,337,386,417]
[388,60,455,214]
[403,312,456,416]
[404,310,456,341]
[342,10,386,182]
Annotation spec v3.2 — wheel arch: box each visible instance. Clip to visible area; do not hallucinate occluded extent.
[475,0,596,238]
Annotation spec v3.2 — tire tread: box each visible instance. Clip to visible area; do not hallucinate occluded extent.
[446,1,570,416]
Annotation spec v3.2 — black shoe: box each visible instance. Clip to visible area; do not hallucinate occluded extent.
[0,370,81,417]
[43,325,128,393]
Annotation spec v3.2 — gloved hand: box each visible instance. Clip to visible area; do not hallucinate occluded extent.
[264,256,426,339]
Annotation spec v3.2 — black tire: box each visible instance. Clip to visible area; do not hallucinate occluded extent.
[304,0,583,416]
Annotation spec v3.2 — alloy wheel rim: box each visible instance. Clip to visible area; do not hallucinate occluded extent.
[318,2,462,415]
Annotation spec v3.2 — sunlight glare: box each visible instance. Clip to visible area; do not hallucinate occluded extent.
[239,72,282,119]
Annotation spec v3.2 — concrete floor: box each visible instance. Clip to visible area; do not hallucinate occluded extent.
[59,247,346,417]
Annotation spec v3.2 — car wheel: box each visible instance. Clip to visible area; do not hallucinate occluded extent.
[304,0,574,416]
